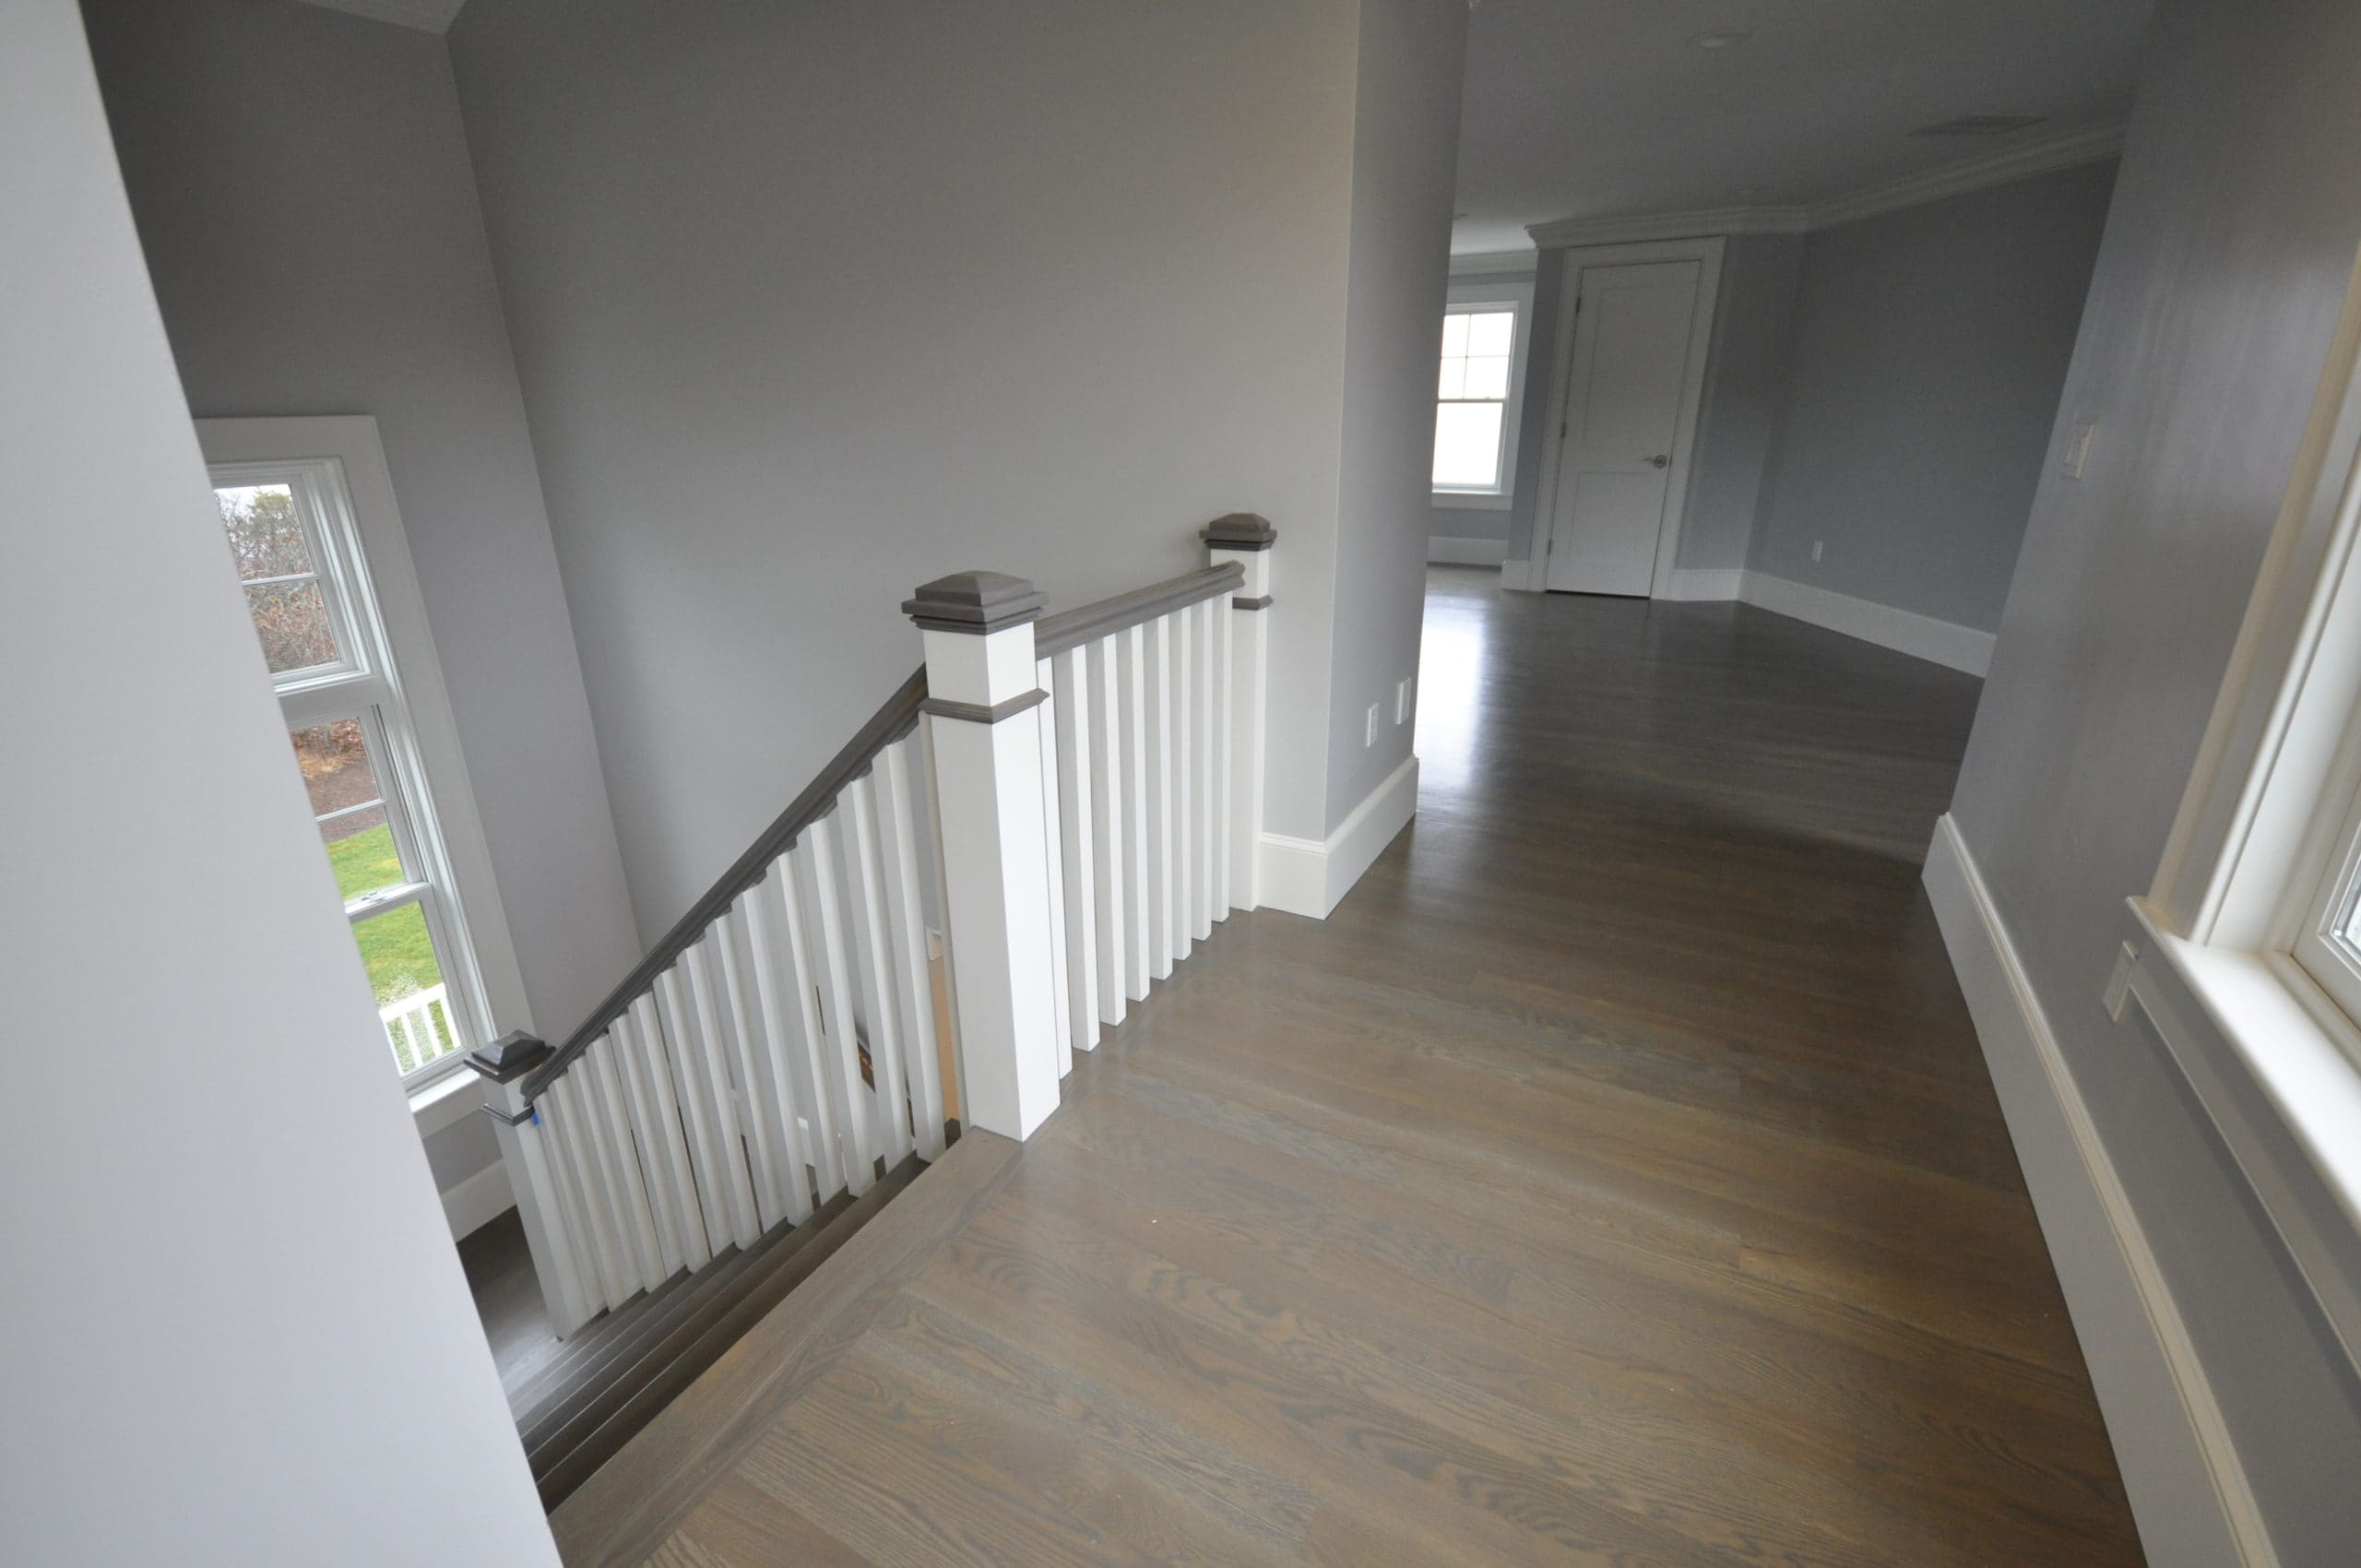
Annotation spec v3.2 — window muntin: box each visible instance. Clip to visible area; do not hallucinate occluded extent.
[1434,306,1518,493]
[212,459,477,1084]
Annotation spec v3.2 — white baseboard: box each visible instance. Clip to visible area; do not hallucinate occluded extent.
[1658,566,1746,601]
[1742,571,1995,676]
[441,1158,515,1242]
[1258,755,1418,920]
[1923,815,2274,1568]
[1500,557,1542,592]
[1428,536,1509,567]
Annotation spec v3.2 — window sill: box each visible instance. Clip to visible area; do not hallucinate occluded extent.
[409,1062,481,1139]
[2122,898,2361,1362]
[1433,492,1512,512]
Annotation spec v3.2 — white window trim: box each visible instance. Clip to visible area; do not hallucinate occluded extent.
[2140,247,2361,1367]
[198,416,532,1106]
[1433,280,1536,510]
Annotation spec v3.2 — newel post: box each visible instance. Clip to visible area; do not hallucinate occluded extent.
[905,571,1064,1140]
[469,1031,597,1336]
[1204,514,1275,910]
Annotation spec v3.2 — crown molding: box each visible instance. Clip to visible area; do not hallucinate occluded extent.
[290,0,465,33]
[1527,204,1808,250]
[1448,248,1540,279]
[1525,119,2126,252]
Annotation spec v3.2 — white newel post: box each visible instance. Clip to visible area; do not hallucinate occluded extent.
[1203,515,1275,912]
[469,1031,599,1336]
[906,571,1064,1140]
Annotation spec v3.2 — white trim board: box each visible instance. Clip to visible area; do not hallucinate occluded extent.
[1449,248,1538,280]
[1429,537,1509,566]
[1603,567,1998,675]
[1923,817,2278,1568]
[1740,572,1995,676]
[1658,567,1745,601]
[1527,122,2126,250]
[441,1158,516,1242]
[1258,756,1418,920]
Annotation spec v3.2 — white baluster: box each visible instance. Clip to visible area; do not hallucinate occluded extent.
[547,1074,629,1312]
[1148,612,1178,980]
[654,967,735,1258]
[609,1008,690,1277]
[1120,621,1150,1002]
[1053,645,1100,1051]
[741,874,818,1221]
[847,771,917,1165]
[627,992,709,1269]
[878,736,948,1159]
[584,1040,666,1292]
[1194,595,1218,941]
[804,813,877,1194]
[1175,604,1194,964]
[685,937,762,1250]
[775,842,848,1199]
[1089,633,1129,1027]
[713,905,790,1232]
[1036,655,1074,1079]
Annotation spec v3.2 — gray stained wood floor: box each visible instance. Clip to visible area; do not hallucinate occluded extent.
[554,569,2145,1567]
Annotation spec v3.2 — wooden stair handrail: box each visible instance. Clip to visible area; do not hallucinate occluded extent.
[523,664,928,1102]
[1033,561,1243,659]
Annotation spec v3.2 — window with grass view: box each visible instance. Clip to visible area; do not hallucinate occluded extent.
[1434,306,1517,493]
[213,469,472,1082]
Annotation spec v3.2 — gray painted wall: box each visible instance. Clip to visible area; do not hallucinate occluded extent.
[1680,233,1804,572]
[450,0,1458,934]
[4,4,554,1554]
[1749,161,2118,628]
[1500,233,1804,575]
[1952,0,2361,1549]
[1325,0,1467,822]
[82,0,643,1216]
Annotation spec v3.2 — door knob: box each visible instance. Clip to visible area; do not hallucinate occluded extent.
[1647,454,1669,469]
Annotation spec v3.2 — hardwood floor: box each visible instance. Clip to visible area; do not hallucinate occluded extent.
[554,568,2145,1566]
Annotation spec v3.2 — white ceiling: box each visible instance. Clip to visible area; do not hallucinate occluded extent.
[1452,0,2154,255]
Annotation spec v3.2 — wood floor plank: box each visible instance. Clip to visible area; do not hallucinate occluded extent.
[551,576,2144,1566]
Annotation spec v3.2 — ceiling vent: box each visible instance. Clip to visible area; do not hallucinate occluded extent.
[1909,114,2049,137]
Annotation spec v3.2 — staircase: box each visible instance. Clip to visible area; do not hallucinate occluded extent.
[508,1146,927,1511]
[463,517,1279,1510]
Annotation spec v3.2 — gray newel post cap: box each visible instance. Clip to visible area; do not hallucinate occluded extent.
[903,570,1046,634]
[1201,513,1277,550]
[467,1029,552,1083]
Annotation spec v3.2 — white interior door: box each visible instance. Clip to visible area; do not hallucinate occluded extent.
[1544,260,1704,596]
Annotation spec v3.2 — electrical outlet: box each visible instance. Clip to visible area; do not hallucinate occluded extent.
[1366,702,1381,746]
[1395,676,1415,724]
[2063,421,2098,480]
[1810,540,1823,564]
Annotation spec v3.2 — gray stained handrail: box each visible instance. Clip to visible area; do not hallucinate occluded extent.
[523,663,928,1102]
[1034,561,1242,659]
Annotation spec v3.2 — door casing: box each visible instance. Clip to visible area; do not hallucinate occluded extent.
[1526,236,1726,599]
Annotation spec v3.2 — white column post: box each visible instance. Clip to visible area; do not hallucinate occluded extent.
[469,1032,599,1337]
[1204,515,1275,912]
[905,571,1064,1140]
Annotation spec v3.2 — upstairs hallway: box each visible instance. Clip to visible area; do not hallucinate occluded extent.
[550,567,2145,1567]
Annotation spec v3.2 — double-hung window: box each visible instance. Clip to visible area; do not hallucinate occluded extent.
[201,418,524,1090]
[1432,282,1534,505]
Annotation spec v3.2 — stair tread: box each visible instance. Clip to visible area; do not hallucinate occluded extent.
[522,1146,951,1512]
[548,1128,1023,1563]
